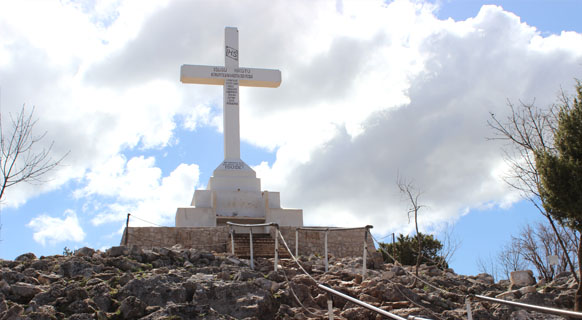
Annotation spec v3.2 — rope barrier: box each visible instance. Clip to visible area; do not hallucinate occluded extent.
[317,283,407,320]
[277,229,429,320]
[370,233,465,299]
[124,219,431,319]
[278,259,326,318]
[469,294,582,319]
[227,222,278,228]
[277,229,319,284]
[372,232,582,319]
[390,280,444,320]
[296,226,372,232]
[128,214,167,227]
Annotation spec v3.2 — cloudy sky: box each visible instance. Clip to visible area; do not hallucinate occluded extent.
[0,0,581,276]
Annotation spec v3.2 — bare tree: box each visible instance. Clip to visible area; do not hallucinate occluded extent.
[476,254,501,282]
[498,242,529,281]
[397,175,425,279]
[513,222,578,282]
[488,98,579,283]
[0,105,65,203]
[436,223,461,270]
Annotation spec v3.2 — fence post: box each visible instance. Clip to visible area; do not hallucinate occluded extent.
[392,232,396,261]
[466,296,473,320]
[124,213,130,246]
[327,292,334,320]
[230,226,235,255]
[324,229,329,272]
[250,227,254,270]
[295,228,299,258]
[274,225,279,272]
[362,227,368,278]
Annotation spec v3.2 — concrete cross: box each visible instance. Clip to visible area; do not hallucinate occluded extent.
[180,27,281,162]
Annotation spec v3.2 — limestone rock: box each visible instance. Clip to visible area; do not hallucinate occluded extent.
[106,246,129,257]
[74,247,95,257]
[120,296,148,319]
[15,252,37,262]
[519,285,537,295]
[1,305,24,319]
[475,273,495,284]
[0,246,578,319]
[59,257,98,278]
[511,270,536,289]
[10,282,42,303]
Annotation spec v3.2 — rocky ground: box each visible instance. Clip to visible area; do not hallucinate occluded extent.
[0,245,578,319]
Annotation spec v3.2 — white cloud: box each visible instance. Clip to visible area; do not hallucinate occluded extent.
[27,210,86,246]
[2,0,582,239]
[255,4,582,235]
[78,156,200,227]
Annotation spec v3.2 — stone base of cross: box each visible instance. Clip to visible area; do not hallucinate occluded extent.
[176,27,303,229]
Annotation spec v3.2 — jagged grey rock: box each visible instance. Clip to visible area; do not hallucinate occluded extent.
[106,246,129,257]
[0,247,578,319]
[15,253,37,262]
[511,270,536,289]
[120,296,148,319]
[11,282,42,303]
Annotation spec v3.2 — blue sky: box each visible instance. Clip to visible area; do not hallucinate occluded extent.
[0,0,581,278]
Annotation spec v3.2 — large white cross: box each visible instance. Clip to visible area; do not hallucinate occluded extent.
[180,27,281,162]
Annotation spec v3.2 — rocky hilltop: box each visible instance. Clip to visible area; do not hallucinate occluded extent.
[0,246,578,319]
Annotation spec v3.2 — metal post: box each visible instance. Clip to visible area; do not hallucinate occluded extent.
[274,226,279,272]
[466,297,473,320]
[327,293,334,320]
[324,229,329,272]
[230,227,235,255]
[392,232,396,261]
[250,227,254,270]
[124,213,130,246]
[295,229,299,258]
[317,284,407,320]
[363,228,368,278]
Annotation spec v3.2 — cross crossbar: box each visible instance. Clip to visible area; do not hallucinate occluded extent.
[181,65,281,88]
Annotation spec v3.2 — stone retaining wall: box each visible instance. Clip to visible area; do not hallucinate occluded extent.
[121,227,230,252]
[121,226,376,258]
[274,227,376,258]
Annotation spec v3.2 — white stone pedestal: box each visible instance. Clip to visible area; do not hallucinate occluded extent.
[176,159,303,228]
[176,27,302,229]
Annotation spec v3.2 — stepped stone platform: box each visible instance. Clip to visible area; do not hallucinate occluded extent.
[226,233,291,259]
[121,226,376,259]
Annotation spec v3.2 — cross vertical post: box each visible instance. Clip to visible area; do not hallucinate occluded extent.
[223,27,240,161]
[180,27,281,167]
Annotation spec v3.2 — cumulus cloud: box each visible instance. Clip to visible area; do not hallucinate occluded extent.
[75,155,200,227]
[27,210,86,246]
[255,4,582,235]
[2,0,582,240]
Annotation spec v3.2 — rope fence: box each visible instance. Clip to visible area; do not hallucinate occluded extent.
[371,232,582,319]
[128,214,167,227]
[122,215,582,319]
[276,227,431,320]
[226,222,280,271]
[123,213,228,251]
[466,294,582,319]
[292,226,373,275]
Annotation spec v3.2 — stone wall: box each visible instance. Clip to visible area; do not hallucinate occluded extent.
[121,227,229,252]
[274,227,376,258]
[121,226,375,258]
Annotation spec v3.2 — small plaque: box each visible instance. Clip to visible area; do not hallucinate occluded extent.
[548,255,559,266]
[225,79,239,106]
[226,46,238,61]
[223,161,244,170]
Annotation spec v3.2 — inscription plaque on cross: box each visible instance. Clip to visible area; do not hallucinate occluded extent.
[181,27,281,169]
